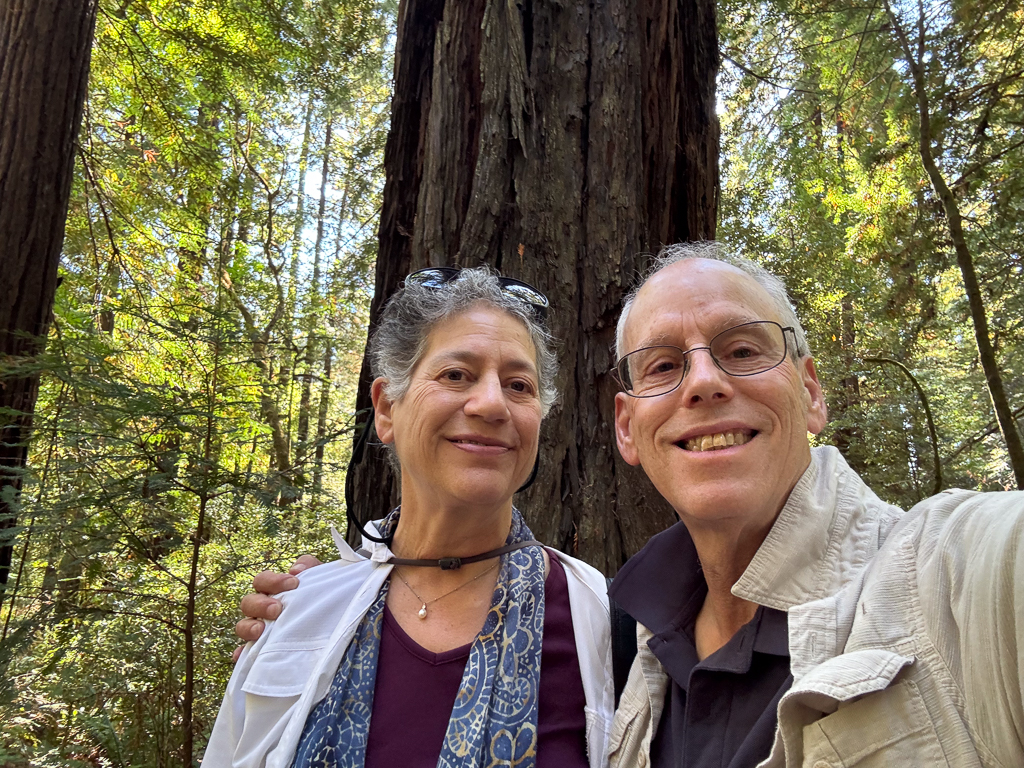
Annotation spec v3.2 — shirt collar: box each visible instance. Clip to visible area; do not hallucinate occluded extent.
[609,519,705,635]
[731,445,892,610]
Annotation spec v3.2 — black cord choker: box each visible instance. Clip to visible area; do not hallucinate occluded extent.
[358,539,542,570]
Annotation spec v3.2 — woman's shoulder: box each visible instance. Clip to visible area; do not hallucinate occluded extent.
[262,559,380,648]
[546,548,609,596]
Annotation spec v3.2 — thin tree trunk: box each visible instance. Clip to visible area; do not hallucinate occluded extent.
[346,0,719,572]
[298,120,333,449]
[864,356,942,495]
[314,343,333,492]
[884,0,1024,488]
[281,98,316,458]
[0,0,99,599]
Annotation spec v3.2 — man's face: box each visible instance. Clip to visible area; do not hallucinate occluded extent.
[614,259,827,532]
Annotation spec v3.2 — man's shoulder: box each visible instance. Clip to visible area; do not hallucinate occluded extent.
[905,487,1024,559]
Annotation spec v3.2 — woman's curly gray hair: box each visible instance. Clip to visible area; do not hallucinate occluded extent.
[370,266,558,416]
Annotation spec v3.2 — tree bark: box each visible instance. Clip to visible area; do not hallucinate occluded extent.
[0,0,99,597]
[347,0,719,573]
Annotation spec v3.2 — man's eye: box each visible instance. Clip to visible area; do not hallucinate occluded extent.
[443,370,465,381]
[720,343,763,360]
[646,360,680,376]
[509,379,534,394]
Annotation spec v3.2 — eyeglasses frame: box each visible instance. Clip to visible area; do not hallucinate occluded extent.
[612,320,801,398]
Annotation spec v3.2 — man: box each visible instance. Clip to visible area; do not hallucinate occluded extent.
[240,243,1024,766]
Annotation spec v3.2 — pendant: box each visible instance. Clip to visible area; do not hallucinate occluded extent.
[418,604,428,620]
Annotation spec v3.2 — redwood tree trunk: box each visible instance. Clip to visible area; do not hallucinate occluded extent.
[347,0,719,573]
[0,0,99,598]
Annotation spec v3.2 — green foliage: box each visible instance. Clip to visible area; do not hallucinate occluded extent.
[4,0,1023,762]
[0,0,393,764]
[718,0,1024,505]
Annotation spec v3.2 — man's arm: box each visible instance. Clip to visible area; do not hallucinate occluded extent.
[232,554,322,661]
[938,491,1024,764]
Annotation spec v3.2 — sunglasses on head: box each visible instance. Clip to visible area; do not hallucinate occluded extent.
[405,266,550,321]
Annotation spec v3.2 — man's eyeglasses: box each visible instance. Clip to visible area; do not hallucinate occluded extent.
[405,266,549,320]
[613,321,799,398]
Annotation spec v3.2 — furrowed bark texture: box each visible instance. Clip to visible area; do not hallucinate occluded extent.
[0,0,99,594]
[347,0,719,573]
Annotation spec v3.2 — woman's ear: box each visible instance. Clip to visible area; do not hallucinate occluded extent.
[371,378,395,444]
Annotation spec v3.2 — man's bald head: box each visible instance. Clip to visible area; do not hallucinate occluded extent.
[616,242,810,360]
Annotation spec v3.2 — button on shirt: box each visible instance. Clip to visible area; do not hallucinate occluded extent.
[610,522,792,768]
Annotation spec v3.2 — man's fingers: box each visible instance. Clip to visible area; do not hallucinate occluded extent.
[288,554,322,575]
[240,591,284,621]
[234,617,266,643]
[232,645,244,663]
[251,569,300,597]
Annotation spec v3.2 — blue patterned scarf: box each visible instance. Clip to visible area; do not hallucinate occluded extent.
[292,508,546,768]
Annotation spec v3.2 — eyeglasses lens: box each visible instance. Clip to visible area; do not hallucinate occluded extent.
[616,321,787,397]
[406,267,460,289]
[499,279,550,318]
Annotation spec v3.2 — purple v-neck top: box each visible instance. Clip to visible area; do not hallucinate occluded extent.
[364,551,589,768]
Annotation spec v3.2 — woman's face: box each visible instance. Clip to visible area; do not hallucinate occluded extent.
[373,304,544,512]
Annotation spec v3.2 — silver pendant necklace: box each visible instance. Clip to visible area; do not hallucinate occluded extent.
[395,561,500,619]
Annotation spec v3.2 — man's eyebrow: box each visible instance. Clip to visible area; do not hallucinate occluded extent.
[634,316,765,349]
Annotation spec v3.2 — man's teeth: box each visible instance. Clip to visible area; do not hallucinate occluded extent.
[683,430,752,452]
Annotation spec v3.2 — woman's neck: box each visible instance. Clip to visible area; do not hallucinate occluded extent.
[389,493,514,560]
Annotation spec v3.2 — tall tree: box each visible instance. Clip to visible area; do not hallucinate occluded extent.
[882,0,1024,488]
[0,0,99,599]
[346,0,720,572]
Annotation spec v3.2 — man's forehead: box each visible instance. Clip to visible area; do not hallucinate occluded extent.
[624,258,779,345]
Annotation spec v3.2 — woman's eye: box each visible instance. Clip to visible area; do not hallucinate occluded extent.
[442,369,465,382]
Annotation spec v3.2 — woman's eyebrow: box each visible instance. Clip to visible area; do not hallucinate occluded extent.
[431,350,538,374]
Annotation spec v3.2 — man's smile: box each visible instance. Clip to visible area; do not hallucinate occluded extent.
[676,428,757,452]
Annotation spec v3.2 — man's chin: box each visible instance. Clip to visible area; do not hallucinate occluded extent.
[663,481,779,528]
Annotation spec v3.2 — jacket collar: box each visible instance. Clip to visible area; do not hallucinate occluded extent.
[732,446,902,610]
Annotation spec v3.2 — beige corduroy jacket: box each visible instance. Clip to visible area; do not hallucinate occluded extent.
[608,446,1024,768]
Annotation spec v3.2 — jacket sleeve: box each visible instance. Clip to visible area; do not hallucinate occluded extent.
[941,491,1024,764]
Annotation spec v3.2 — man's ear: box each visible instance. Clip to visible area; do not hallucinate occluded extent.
[614,392,641,466]
[800,356,828,435]
[371,378,395,445]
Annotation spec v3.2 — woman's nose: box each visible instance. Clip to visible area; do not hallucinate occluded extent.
[465,374,511,420]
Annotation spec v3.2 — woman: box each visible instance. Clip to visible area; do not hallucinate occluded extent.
[205,267,613,768]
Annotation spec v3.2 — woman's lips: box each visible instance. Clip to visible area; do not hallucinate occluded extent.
[448,437,513,455]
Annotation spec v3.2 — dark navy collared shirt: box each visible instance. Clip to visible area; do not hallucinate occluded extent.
[610,522,792,768]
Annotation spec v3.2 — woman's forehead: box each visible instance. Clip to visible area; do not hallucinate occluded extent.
[421,306,538,366]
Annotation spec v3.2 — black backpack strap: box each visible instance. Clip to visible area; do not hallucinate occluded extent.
[607,576,638,706]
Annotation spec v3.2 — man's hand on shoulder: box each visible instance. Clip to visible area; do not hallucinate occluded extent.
[232,554,323,662]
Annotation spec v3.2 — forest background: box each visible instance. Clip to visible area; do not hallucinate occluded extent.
[1,0,1023,764]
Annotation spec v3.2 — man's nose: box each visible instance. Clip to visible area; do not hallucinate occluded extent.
[679,347,732,404]
[465,373,511,420]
